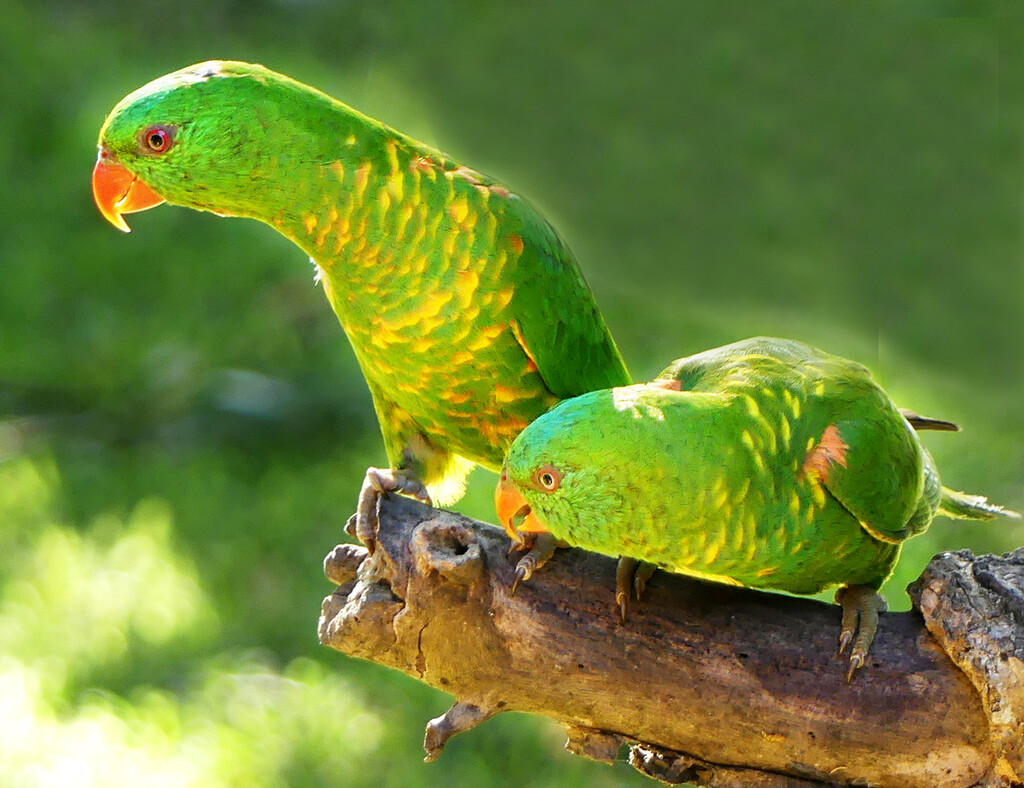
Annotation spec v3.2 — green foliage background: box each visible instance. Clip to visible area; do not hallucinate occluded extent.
[1,1,1022,786]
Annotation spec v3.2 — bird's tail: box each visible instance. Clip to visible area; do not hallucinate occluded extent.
[939,487,1020,521]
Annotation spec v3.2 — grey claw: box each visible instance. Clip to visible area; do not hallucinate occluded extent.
[511,568,524,596]
[846,653,865,684]
[838,630,853,656]
[512,560,535,595]
[616,592,628,624]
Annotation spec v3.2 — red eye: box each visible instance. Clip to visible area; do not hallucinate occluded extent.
[147,129,168,151]
[142,125,174,153]
[535,466,561,492]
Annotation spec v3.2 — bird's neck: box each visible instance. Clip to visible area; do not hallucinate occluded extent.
[257,112,507,344]
[261,118,462,304]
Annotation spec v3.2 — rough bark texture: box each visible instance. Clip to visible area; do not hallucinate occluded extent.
[908,550,1024,786]
[318,496,1024,788]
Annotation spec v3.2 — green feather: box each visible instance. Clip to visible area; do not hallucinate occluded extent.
[503,337,1017,595]
[97,61,630,502]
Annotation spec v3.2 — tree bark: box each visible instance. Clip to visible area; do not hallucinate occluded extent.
[317,496,1024,788]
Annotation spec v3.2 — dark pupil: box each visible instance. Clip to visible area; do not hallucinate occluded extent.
[542,474,553,487]
[149,131,165,149]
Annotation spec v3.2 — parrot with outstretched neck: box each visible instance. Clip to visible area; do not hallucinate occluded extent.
[495,337,1018,680]
[93,60,630,551]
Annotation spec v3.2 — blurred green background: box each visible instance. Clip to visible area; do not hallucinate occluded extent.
[1,1,1022,786]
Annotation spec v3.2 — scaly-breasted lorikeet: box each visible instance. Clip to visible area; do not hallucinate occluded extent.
[496,337,1018,679]
[92,61,630,550]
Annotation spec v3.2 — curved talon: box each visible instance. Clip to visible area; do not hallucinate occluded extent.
[616,557,639,623]
[356,474,381,554]
[634,561,657,601]
[509,532,557,595]
[835,584,888,682]
[615,558,658,623]
[511,562,533,595]
[616,590,629,624]
[354,467,432,555]
[846,653,865,684]
[507,532,534,556]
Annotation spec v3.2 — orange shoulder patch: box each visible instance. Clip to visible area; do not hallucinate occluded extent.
[801,424,849,482]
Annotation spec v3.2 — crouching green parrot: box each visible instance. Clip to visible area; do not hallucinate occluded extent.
[92,61,630,551]
[495,337,1018,680]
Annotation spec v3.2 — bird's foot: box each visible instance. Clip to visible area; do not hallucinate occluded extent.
[510,532,558,594]
[615,557,658,623]
[835,584,888,682]
[345,467,431,554]
[506,528,533,556]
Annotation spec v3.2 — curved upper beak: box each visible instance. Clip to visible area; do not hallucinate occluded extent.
[495,470,549,541]
[92,148,165,232]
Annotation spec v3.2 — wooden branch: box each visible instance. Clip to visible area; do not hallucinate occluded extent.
[317,496,1024,788]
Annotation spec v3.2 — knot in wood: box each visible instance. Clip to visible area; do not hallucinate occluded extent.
[564,725,623,764]
[411,519,484,586]
[323,542,369,587]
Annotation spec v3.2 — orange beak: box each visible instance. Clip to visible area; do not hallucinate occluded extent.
[495,471,549,541]
[92,148,165,233]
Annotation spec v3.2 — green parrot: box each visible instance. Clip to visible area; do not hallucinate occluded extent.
[92,60,630,550]
[495,337,1018,680]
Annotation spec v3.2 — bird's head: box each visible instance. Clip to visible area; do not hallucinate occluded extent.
[495,388,631,547]
[93,60,341,232]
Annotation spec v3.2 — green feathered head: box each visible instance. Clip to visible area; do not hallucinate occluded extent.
[496,382,698,549]
[92,60,355,231]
